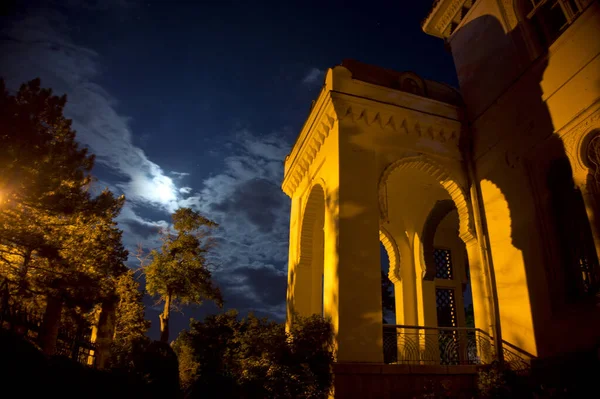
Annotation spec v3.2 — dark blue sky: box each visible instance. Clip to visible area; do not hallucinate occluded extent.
[1,0,457,339]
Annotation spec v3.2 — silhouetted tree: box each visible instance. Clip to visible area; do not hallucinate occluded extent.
[142,208,222,343]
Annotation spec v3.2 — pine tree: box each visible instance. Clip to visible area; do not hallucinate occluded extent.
[114,270,150,344]
[0,78,128,354]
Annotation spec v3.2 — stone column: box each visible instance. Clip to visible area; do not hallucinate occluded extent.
[464,237,495,363]
[332,123,383,363]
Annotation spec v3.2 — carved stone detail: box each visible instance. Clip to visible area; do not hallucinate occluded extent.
[378,155,475,243]
[337,104,460,144]
[282,104,337,197]
[560,105,600,175]
[435,0,465,33]
[379,227,401,284]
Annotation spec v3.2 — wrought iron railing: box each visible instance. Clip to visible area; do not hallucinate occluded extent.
[0,283,96,366]
[383,324,531,371]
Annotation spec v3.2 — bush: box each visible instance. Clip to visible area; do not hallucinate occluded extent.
[173,311,334,399]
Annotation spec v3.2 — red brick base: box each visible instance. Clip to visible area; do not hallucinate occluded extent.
[332,363,478,399]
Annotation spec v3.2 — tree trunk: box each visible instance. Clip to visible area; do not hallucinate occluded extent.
[159,294,171,343]
[17,249,32,295]
[90,299,117,368]
[39,295,62,356]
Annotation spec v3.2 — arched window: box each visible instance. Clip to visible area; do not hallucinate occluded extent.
[523,0,590,47]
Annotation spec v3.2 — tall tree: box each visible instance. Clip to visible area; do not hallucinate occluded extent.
[143,208,223,343]
[113,269,150,344]
[0,77,95,294]
[0,78,128,354]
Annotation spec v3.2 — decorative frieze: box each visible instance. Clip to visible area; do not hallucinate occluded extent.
[337,103,460,143]
[283,94,462,197]
[282,100,337,197]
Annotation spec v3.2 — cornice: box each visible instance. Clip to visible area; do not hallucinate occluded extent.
[422,0,475,39]
[282,95,337,197]
[333,95,461,144]
[282,92,463,198]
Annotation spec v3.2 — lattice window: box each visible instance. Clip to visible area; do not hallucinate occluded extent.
[434,248,453,280]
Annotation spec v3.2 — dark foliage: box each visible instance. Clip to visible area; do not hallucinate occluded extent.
[173,311,334,399]
[0,329,179,399]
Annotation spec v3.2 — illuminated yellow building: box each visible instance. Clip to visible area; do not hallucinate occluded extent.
[283,0,600,396]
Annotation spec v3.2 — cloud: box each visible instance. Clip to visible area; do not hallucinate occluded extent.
[180,130,292,319]
[302,67,325,86]
[0,4,293,324]
[0,7,183,214]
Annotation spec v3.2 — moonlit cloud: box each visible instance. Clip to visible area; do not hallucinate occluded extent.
[180,130,292,319]
[1,3,294,323]
[302,67,325,86]
[0,8,183,216]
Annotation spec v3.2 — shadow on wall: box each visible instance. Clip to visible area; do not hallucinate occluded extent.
[453,4,600,358]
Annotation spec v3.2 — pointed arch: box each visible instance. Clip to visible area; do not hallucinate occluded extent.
[378,155,474,244]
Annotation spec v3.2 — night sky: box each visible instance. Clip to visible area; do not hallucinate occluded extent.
[0,0,458,339]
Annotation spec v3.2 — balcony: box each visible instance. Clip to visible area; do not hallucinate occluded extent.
[383,324,531,371]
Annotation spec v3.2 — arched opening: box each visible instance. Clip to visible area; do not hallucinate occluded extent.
[421,203,474,365]
[422,203,473,330]
[292,185,325,318]
[379,156,482,365]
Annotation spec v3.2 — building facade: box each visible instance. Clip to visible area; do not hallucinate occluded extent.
[283,0,600,395]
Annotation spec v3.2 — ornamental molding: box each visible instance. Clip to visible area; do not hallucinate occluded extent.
[423,0,475,38]
[380,227,401,284]
[560,103,600,176]
[334,100,460,144]
[282,98,337,197]
[282,94,462,197]
[436,0,465,33]
[378,155,475,244]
